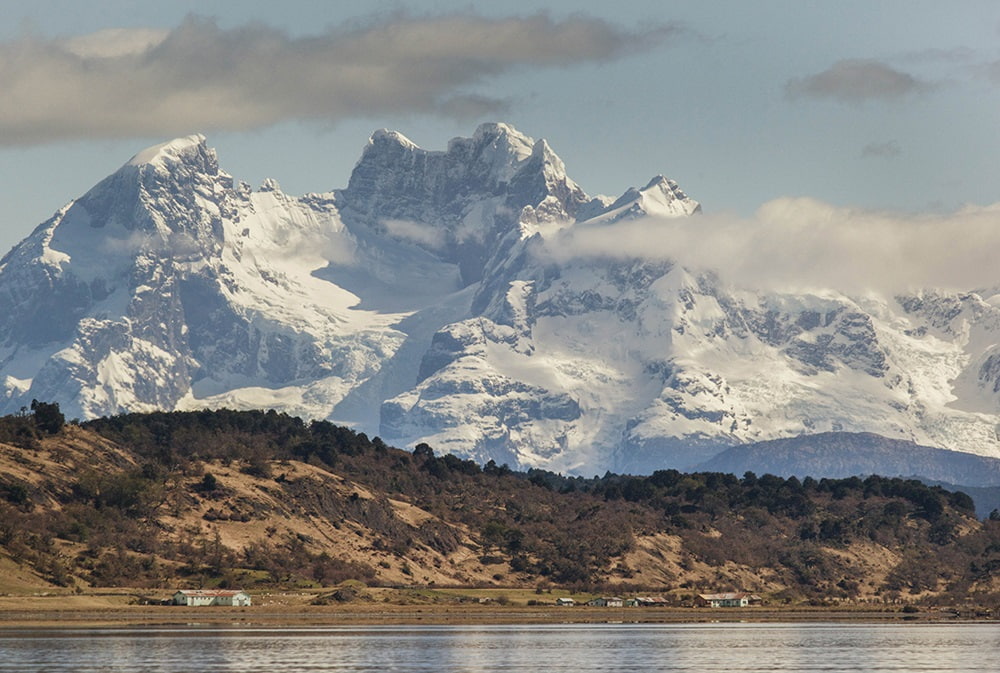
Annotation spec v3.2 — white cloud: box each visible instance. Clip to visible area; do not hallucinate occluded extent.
[381,219,446,250]
[62,28,169,59]
[539,198,1000,296]
[0,12,677,146]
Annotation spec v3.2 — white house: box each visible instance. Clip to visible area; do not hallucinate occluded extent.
[173,589,252,607]
[555,597,575,606]
[696,592,760,608]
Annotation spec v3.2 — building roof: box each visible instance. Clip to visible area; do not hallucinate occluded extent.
[174,589,247,597]
[698,592,757,601]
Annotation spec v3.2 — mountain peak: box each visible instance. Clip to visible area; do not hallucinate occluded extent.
[346,123,569,217]
[259,177,282,193]
[530,137,568,177]
[473,121,522,138]
[127,134,209,168]
[642,174,673,190]
[445,122,535,167]
[471,122,533,152]
[368,128,419,150]
[641,175,701,215]
[586,174,701,223]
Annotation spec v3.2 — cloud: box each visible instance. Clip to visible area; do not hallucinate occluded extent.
[538,198,1000,296]
[0,12,677,146]
[860,140,901,158]
[62,28,170,59]
[381,219,446,250]
[983,60,1000,84]
[436,94,511,122]
[894,47,978,68]
[786,59,931,103]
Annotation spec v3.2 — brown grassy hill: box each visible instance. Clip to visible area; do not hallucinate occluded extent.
[2,408,1000,608]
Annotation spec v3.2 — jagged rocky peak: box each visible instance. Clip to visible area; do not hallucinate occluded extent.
[258,177,282,193]
[35,132,229,257]
[71,133,230,237]
[531,137,567,180]
[448,122,536,180]
[342,122,584,217]
[339,123,595,286]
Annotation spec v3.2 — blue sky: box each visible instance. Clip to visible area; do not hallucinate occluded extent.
[1,0,999,259]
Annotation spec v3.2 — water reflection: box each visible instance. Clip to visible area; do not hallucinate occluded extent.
[0,623,997,672]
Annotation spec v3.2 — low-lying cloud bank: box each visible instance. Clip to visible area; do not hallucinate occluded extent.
[0,12,677,146]
[541,197,1000,297]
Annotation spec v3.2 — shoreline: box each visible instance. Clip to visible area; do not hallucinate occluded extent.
[0,604,988,628]
[1,588,992,628]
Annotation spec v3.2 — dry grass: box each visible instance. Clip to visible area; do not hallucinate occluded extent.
[2,419,997,614]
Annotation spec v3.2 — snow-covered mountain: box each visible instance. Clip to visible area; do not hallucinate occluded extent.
[2,124,999,475]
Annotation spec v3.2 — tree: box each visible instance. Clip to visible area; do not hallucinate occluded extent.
[197,473,219,494]
[30,400,64,435]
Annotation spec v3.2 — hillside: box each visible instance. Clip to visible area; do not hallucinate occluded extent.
[2,408,1000,607]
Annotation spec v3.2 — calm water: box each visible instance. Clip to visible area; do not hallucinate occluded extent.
[0,622,997,672]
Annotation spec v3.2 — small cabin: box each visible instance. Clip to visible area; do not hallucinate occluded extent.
[555,597,576,606]
[172,589,252,607]
[633,596,670,607]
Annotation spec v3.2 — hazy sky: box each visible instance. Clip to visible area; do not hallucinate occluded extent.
[1,0,999,262]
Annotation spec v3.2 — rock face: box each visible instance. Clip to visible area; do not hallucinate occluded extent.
[2,124,1000,475]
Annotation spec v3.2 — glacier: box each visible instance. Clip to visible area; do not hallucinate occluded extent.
[1,123,999,475]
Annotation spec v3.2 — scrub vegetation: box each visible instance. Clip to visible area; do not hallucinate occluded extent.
[0,406,998,608]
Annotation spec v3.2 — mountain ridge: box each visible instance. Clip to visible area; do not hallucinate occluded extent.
[699,431,1000,487]
[698,431,1000,515]
[1,124,999,475]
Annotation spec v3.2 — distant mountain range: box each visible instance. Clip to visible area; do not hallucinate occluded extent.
[700,432,1000,487]
[698,432,1000,515]
[2,123,1000,476]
